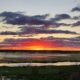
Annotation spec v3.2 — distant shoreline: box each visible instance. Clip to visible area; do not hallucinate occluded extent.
[0,50,80,53]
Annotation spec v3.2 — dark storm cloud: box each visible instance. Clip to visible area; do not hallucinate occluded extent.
[71,7,80,12]
[51,14,71,21]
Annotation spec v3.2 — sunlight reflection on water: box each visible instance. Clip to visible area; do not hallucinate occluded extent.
[0,62,80,67]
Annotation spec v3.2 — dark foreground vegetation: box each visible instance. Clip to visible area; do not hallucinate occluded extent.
[0,65,80,80]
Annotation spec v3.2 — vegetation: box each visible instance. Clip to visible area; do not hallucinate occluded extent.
[0,65,80,80]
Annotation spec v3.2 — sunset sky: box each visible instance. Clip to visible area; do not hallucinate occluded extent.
[0,0,80,51]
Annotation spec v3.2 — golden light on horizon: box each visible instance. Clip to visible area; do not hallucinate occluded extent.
[22,40,54,50]
[26,46,48,50]
[0,39,80,51]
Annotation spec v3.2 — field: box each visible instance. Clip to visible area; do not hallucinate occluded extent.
[0,65,80,80]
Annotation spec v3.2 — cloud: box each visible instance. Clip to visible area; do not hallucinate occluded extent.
[0,11,53,25]
[41,37,80,47]
[0,11,79,36]
[73,16,80,20]
[69,36,80,41]
[20,26,77,34]
[72,21,80,26]
[0,31,18,35]
[2,38,29,44]
[71,7,80,12]
[0,23,78,35]
[0,11,23,23]
[51,14,71,21]
[0,11,71,27]
[1,36,80,49]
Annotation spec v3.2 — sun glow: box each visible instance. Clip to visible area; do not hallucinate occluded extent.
[22,40,54,50]
[27,46,47,50]
[0,39,80,51]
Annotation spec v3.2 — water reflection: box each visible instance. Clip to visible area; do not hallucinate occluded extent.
[0,62,80,67]
[0,52,69,58]
[0,52,80,62]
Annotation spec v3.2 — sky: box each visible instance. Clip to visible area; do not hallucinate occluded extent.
[0,0,80,51]
[0,0,77,15]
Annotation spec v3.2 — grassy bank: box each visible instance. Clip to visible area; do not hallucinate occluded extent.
[0,65,80,80]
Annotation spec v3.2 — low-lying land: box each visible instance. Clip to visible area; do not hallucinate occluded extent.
[0,65,80,80]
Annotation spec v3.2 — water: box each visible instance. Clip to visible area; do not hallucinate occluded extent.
[0,51,79,66]
[0,51,80,63]
[0,51,80,80]
[0,52,69,58]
